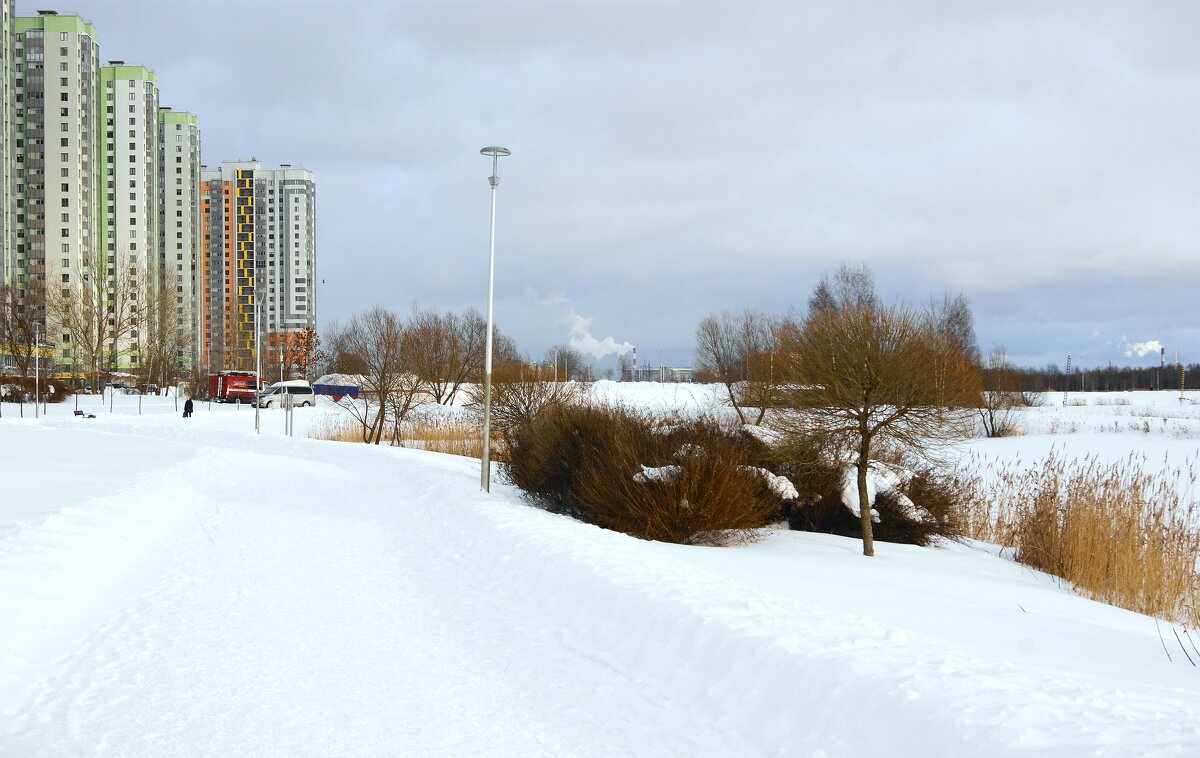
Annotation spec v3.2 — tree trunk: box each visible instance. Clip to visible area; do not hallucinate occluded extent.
[726,380,747,425]
[857,440,875,557]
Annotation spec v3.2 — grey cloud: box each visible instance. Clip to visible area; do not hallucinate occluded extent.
[40,0,1200,369]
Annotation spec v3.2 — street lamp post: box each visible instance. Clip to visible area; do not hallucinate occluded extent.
[34,322,39,419]
[479,145,510,492]
[254,277,262,435]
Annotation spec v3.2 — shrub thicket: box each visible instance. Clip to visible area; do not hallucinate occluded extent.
[0,377,72,404]
[777,430,967,546]
[505,404,781,545]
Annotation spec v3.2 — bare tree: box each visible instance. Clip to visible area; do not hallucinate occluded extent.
[617,351,632,381]
[544,344,586,382]
[49,263,105,391]
[776,304,980,556]
[0,281,47,416]
[133,266,191,389]
[406,306,518,405]
[694,309,781,425]
[324,306,430,444]
[930,292,981,366]
[466,361,583,435]
[807,263,878,319]
[291,328,319,381]
[978,346,1022,437]
[49,246,140,389]
[410,307,476,404]
[408,306,457,403]
[105,251,143,376]
[0,279,44,385]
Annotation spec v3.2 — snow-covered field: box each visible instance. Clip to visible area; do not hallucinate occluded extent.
[2,387,1199,757]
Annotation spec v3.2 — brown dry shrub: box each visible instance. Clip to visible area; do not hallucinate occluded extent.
[505,404,780,545]
[779,432,968,546]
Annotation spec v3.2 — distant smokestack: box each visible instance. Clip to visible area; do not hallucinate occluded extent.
[633,346,638,380]
[1161,347,1166,368]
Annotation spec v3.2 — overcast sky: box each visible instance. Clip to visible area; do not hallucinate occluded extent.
[34,1,1200,369]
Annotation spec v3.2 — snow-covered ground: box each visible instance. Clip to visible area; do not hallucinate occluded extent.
[2,388,1199,757]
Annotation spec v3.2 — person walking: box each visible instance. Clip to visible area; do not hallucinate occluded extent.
[183,397,194,418]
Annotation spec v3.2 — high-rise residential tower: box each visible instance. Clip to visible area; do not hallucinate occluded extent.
[158,107,201,370]
[13,11,99,311]
[1,0,15,283]
[200,160,315,377]
[97,61,160,371]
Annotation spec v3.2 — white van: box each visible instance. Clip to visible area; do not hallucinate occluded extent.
[255,380,315,408]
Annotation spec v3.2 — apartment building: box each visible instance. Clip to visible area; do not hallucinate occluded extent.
[1,0,14,282]
[159,108,201,365]
[12,11,100,318]
[200,160,315,374]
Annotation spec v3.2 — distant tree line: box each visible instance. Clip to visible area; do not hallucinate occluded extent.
[984,362,1199,393]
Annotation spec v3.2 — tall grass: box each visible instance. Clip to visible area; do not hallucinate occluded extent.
[397,414,484,459]
[307,411,487,459]
[964,453,1200,625]
[307,415,362,443]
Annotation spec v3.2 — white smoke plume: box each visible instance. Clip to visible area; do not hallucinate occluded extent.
[567,310,633,360]
[1124,340,1163,358]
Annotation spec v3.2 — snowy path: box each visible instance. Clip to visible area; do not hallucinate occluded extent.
[2,424,743,757]
[3,405,1200,757]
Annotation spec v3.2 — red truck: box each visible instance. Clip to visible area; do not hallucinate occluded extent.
[208,371,265,403]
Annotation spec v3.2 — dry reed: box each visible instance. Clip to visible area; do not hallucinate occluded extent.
[307,411,490,459]
[397,414,486,459]
[963,452,1200,625]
